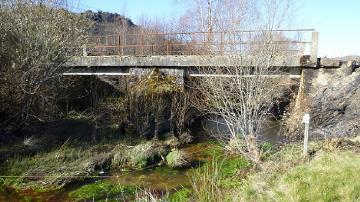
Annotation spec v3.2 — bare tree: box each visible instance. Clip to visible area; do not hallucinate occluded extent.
[184,0,298,164]
[0,0,89,124]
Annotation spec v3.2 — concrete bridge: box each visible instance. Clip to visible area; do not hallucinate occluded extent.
[63,29,343,81]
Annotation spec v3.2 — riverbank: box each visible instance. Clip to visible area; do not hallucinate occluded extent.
[2,130,360,201]
[187,137,360,202]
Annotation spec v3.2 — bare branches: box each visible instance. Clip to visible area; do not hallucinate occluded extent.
[0,0,90,124]
[183,0,299,163]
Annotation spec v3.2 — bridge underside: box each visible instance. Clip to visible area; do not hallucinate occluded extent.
[63,55,342,78]
[64,55,307,77]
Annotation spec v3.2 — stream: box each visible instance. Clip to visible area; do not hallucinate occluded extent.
[0,117,282,201]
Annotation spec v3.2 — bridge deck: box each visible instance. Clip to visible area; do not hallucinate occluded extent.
[64,55,345,77]
[66,55,304,68]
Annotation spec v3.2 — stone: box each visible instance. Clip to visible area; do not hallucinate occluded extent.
[303,61,360,137]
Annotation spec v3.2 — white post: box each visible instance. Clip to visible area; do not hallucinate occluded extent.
[82,45,87,57]
[310,31,319,63]
[302,114,310,157]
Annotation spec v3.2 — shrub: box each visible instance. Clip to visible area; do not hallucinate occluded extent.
[166,149,189,168]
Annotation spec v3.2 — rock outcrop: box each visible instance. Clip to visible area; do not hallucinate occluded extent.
[295,61,360,138]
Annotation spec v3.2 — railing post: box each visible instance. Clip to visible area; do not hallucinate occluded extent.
[82,45,87,57]
[166,38,169,55]
[310,31,319,63]
[220,32,224,55]
[118,35,121,55]
[141,34,144,56]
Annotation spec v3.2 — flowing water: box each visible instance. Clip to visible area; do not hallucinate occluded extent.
[203,117,284,143]
[0,142,218,201]
[0,117,282,201]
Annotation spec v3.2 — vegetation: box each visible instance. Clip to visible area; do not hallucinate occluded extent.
[167,187,192,202]
[0,0,90,126]
[128,141,168,169]
[189,0,297,164]
[190,155,251,202]
[237,149,360,202]
[0,142,106,191]
[166,149,189,168]
[0,0,358,201]
[68,180,136,201]
[128,69,191,139]
[278,151,360,201]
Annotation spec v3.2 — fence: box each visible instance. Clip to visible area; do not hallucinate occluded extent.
[83,29,318,58]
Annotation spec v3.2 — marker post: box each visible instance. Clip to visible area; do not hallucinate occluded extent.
[303,114,310,157]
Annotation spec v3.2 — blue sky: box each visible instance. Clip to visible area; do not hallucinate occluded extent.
[78,0,360,57]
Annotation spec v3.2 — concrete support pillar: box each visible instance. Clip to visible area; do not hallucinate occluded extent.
[82,45,88,57]
[310,31,319,63]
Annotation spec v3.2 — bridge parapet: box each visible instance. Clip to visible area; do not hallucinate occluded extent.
[66,55,302,68]
[82,29,318,61]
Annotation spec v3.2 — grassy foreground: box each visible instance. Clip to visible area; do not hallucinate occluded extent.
[188,140,360,202]
[238,150,360,202]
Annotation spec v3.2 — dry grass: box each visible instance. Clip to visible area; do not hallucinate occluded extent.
[235,140,360,202]
[165,149,189,168]
[0,143,98,191]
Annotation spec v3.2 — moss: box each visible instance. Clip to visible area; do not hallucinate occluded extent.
[68,180,136,201]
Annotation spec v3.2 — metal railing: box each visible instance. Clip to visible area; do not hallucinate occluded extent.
[82,29,318,59]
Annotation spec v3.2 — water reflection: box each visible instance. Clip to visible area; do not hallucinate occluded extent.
[201,117,284,143]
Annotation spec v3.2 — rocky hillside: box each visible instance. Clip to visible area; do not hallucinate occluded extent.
[82,10,137,35]
[307,61,360,137]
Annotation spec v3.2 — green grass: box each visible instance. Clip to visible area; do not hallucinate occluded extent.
[276,151,360,202]
[68,180,136,201]
[167,187,192,202]
[189,155,251,202]
[238,149,360,202]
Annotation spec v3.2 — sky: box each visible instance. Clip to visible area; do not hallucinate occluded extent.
[77,0,360,57]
